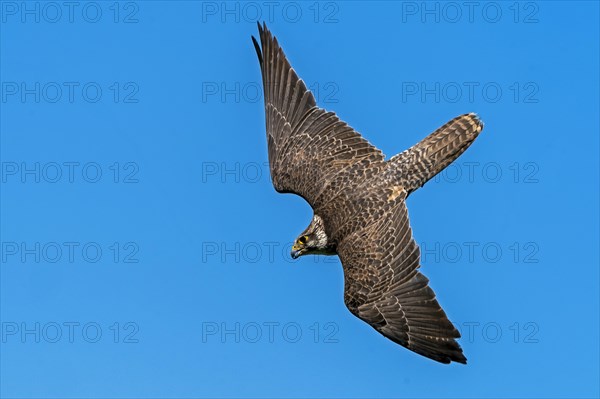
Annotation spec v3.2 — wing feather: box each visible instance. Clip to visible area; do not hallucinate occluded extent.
[252,23,385,208]
[337,199,467,364]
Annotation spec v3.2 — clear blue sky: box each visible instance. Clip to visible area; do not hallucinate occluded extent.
[1,1,599,398]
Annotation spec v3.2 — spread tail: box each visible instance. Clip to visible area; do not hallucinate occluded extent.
[388,113,484,194]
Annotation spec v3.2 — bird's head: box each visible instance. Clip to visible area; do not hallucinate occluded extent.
[290,215,335,259]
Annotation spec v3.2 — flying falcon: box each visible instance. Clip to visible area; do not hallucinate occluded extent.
[252,23,484,364]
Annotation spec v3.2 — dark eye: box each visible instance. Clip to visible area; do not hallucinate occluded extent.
[298,236,308,244]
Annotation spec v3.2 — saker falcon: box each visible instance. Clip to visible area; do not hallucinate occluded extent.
[252,22,484,364]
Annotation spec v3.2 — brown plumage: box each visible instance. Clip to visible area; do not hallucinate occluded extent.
[252,22,484,364]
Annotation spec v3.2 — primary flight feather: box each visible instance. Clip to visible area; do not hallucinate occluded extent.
[252,22,484,364]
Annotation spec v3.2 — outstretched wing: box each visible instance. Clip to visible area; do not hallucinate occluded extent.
[337,195,466,364]
[252,23,385,208]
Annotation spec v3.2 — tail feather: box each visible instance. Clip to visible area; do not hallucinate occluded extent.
[388,113,484,194]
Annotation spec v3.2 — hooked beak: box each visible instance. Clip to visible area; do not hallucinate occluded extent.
[291,245,302,259]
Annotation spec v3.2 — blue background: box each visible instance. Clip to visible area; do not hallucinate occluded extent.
[1,1,599,398]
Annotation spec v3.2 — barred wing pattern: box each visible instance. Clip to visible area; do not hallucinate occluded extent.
[387,113,484,195]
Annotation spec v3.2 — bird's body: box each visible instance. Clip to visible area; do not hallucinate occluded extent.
[252,23,484,364]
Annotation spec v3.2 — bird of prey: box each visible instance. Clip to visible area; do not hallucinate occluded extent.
[252,22,484,364]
